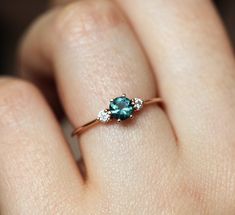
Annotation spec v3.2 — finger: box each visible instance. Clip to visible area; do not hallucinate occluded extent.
[19,0,177,192]
[116,0,235,156]
[0,78,83,214]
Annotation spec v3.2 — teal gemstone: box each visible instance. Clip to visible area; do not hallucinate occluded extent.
[110,96,134,120]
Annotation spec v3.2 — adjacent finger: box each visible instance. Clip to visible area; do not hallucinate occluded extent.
[0,78,83,214]
[116,0,235,157]
[19,0,177,191]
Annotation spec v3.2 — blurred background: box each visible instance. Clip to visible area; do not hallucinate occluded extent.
[0,0,235,76]
[0,0,48,75]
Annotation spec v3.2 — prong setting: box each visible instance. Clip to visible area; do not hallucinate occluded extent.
[100,95,143,124]
[109,95,134,121]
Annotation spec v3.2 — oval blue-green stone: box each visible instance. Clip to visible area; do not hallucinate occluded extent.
[109,97,134,120]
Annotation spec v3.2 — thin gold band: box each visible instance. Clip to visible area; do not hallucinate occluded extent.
[72,97,163,137]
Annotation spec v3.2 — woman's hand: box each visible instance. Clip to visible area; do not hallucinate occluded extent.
[1,0,235,214]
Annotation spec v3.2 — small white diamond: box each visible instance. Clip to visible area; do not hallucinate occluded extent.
[97,110,111,123]
[133,98,144,111]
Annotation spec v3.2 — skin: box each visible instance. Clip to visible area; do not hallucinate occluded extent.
[0,0,235,214]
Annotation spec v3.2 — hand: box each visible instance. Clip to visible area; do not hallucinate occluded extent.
[1,0,235,214]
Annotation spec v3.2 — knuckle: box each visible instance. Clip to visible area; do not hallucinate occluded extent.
[53,0,124,45]
[0,78,41,129]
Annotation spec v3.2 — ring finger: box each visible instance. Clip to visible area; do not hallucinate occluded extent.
[19,0,177,194]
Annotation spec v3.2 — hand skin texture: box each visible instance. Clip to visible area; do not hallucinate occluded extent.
[0,0,235,214]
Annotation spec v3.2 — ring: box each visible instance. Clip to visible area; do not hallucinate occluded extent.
[72,94,163,136]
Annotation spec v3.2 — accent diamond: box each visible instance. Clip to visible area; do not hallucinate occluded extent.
[97,110,111,123]
[133,98,144,111]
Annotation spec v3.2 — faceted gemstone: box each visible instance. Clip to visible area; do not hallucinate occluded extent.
[109,96,134,120]
[97,110,111,123]
[133,98,144,111]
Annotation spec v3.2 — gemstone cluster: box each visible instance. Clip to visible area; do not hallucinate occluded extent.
[97,94,144,123]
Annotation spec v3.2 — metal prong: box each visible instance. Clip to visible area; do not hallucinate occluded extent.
[130,115,133,119]
[110,99,114,102]
[121,94,126,97]
[117,119,121,123]
[131,99,135,105]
